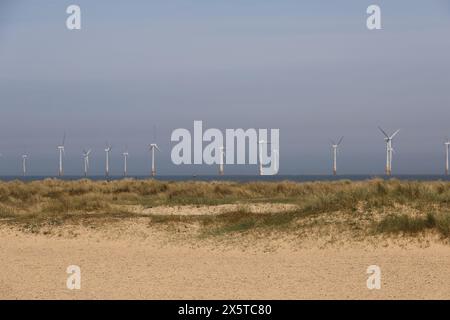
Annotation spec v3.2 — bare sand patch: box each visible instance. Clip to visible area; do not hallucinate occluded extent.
[121,203,299,216]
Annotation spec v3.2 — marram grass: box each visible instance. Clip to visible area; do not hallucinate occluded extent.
[0,178,449,239]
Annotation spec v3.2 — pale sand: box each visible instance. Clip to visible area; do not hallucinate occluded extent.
[0,222,449,300]
[123,203,299,216]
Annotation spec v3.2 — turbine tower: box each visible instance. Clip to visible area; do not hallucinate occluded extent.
[330,137,344,176]
[57,133,66,177]
[105,143,112,179]
[445,139,450,176]
[258,139,270,175]
[378,127,400,176]
[149,143,160,176]
[122,149,129,177]
[22,154,28,177]
[218,146,225,175]
[82,149,91,177]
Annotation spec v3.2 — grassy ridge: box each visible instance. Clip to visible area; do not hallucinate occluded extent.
[0,178,449,239]
[0,177,449,207]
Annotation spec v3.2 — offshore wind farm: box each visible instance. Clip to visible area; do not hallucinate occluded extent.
[0,128,449,180]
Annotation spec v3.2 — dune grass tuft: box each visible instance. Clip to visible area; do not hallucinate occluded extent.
[376,212,450,237]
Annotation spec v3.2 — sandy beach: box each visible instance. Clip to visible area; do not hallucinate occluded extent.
[1,221,449,300]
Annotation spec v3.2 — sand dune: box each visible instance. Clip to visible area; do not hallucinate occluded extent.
[1,179,449,299]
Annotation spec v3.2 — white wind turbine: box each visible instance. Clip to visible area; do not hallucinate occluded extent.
[122,148,129,177]
[258,139,270,175]
[82,149,91,177]
[330,137,344,176]
[218,146,225,175]
[149,143,160,176]
[378,127,400,176]
[445,139,450,176]
[57,133,66,177]
[22,154,28,176]
[105,143,112,178]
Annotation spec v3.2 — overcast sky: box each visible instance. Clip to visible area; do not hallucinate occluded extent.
[0,0,449,176]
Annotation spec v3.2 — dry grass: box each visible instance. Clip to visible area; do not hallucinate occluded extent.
[376,212,450,237]
[0,178,449,240]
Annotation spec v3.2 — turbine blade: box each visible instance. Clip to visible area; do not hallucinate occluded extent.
[390,129,400,139]
[60,133,65,146]
[337,136,344,145]
[378,126,389,138]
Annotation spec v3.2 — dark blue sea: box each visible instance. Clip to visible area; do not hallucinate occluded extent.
[0,175,449,182]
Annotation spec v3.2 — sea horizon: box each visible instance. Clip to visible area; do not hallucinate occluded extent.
[1,174,449,182]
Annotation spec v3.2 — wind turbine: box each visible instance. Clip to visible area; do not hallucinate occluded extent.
[105,143,112,179]
[218,146,225,175]
[378,127,400,176]
[57,133,66,177]
[258,139,270,175]
[122,149,129,177]
[149,143,160,176]
[22,154,28,176]
[445,139,450,176]
[82,149,91,177]
[330,137,344,176]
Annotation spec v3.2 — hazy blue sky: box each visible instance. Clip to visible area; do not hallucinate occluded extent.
[0,0,450,175]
